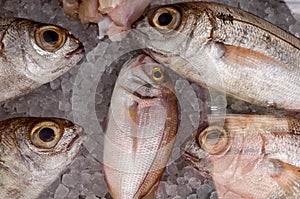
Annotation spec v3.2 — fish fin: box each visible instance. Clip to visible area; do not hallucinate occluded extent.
[268,158,300,196]
[128,100,139,125]
[222,44,284,68]
[141,178,160,199]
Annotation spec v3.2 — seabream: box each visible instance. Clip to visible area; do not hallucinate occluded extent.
[103,54,178,199]
[133,2,300,110]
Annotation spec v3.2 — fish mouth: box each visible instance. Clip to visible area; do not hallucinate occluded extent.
[65,44,85,59]
[67,127,86,150]
[183,150,211,178]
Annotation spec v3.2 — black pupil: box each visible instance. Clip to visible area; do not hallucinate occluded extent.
[158,12,173,26]
[154,70,162,79]
[39,128,55,142]
[43,30,59,45]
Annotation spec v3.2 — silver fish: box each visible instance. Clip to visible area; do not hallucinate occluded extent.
[0,117,86,199]
[103,54,178,199]
[183,114,300,199]
[0,18,84,104]
[133,2,300,110]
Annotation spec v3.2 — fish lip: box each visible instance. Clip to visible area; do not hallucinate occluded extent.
[65,44,85,59]
[183,150,201,162]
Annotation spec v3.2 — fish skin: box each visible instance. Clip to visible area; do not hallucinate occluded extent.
[103,54,178,199]
[133,2,300,109]
[0,117,86,199]
[183,114,300,199]
[0,18,84,104]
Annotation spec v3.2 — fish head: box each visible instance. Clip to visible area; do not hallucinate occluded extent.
[132,3,212,65]
[183,125,231,179]
[0,117,86,182]
[2,19,85,84]
[119,54,175,98]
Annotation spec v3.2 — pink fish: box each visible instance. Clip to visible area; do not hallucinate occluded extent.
[103,54,178,199]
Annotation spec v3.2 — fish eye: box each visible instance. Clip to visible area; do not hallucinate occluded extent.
[30,121,62,149]
[35,25,66,52]
[197,127,229,155]
[152,67,164,82]
[151,7,181,30]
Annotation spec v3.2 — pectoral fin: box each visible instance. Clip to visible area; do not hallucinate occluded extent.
[222,45,285,69]
[268,158,300,196]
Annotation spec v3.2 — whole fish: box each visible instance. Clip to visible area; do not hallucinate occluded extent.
[183,114,300,199]
[0,18,84,104]
[103,54,178,199]
[0,117,86,199]
[133,2,300,110]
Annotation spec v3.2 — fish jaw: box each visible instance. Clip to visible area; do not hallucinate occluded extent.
[182,140,212,179]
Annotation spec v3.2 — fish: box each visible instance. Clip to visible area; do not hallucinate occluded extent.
[133,2,300,110]
[59,0,151,40]
[103,54,178,199]
[0,18,84,104]
[183,114,300,199]
[99,0,152,41]
[0,117,86,199]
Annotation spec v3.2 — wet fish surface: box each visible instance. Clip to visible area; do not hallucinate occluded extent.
[133,2,300,110]
[183,114,300,199]
[0,117,86,199]
[103,54,178,199]
[0,18,84,104]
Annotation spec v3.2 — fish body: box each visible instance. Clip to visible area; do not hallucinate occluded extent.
[134,2,300,109]
[0,18,84,104]
[0,117,85,199]
[183,114,300,199]
[103,54,178,199]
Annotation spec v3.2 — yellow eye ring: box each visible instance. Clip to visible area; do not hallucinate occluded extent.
[30,121,62,149]
[151,7,181,30]
[152,67,164,82]
[35,25,66,52]
[196,126,229,155]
